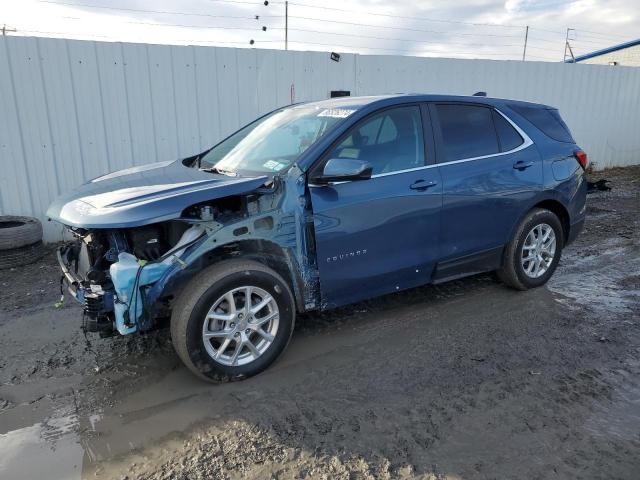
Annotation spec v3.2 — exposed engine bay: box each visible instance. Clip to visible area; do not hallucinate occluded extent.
[58,197,254,337]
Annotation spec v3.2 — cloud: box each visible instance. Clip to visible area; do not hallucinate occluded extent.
[3,0,638,61]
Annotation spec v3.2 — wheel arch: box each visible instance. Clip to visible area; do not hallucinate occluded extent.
[506,197,571,249]
[531,199,570,244]
[170,239,308,313]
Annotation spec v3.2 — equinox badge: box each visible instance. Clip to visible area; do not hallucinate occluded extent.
[327,249,367,263]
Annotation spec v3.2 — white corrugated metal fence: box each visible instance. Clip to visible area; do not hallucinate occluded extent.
[1,36,639,241]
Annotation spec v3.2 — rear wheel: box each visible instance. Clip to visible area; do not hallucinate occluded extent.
[171,259,295,382]
[497,208,564,290]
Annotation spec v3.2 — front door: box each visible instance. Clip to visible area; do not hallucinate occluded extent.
[309,105,442,308]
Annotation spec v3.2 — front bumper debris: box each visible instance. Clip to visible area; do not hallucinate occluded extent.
[57,246,115,335]
[57,246,84,304]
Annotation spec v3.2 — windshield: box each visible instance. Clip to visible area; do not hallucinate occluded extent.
[200,105,355,175]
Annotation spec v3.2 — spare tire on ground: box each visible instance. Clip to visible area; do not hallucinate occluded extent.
[0,242,45,270]
[0,216,43,250]
[0,216,45,269]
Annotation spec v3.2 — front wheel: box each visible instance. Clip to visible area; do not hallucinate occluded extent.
[497,208,564,290]
[170,259,295,382]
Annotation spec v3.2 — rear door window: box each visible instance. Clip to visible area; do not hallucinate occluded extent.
[435,104,499,162]
[492,110,524,152]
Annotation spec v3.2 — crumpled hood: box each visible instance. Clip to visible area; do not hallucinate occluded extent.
[46,160,269,228]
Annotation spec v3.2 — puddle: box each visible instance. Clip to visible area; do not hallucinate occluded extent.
[0,412,83,480]
[549,240,640,315]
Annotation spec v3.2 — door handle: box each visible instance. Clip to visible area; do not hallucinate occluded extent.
[513,160,534,170]
[410,179,438,191]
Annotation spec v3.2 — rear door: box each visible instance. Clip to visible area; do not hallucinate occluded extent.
[430,103,542,275]
[309,104,442,308]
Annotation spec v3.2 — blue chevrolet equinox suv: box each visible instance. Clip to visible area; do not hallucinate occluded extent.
[48,94,587,381]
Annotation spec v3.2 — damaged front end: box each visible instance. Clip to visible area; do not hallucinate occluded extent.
[57,221,205,336]
[48,159,311,337]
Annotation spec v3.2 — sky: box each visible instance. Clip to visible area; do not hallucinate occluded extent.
[1,0,638,62]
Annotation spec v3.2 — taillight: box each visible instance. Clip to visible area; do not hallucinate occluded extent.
[574,150,588,170]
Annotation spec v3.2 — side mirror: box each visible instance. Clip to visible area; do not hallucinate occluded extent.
[314,158,373,184]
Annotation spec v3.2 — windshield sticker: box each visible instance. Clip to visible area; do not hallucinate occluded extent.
[318,108,356,118]
[262,160,287,171]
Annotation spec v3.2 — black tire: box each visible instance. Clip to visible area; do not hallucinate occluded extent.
[497,208,564,290]
[0,216,43,250]
[170,259,296,382]
[0,241,45,270]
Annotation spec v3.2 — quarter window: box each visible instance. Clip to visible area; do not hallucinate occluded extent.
[509,104,574,143]
[329,106,425,175]
[492,110,524,152]
[435,104,499,162]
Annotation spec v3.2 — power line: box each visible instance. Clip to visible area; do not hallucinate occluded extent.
[274,2,637,48]
[524,36,564,45]
[37,1,261,20]
[266,15,524,39]
[527,26,565,35]
[274,0,604,44]
[18,28,118,40]
[571,37,634,46]
[525,33,627,49]
[573,28,634,41]
[277,26,554,51]
[274,1,527,29]
[204,0,270,5]
[125,20,264,32]
[573,35,635,46]
[17,28,259,45]
[274,0,635,43]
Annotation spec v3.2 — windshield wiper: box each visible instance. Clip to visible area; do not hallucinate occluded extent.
[202,166,237,177]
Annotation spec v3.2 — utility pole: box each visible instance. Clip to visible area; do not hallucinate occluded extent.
[522,25,529,61]
[2,24,17,36]
[285,1,288,50]
[566,41,575,63]
[563,28,574,62]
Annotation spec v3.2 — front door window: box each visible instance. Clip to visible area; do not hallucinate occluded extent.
[329,106,425,175]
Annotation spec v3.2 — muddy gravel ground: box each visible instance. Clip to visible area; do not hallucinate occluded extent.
[1,167,639,480]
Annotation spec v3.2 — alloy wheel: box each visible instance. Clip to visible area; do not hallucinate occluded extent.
[521,223,556,279]
[202,286,279,366]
